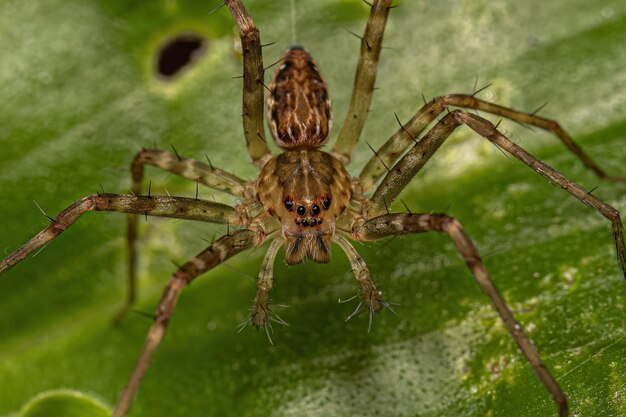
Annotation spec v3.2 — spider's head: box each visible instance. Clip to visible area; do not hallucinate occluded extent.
[280,195,336,264]
[257,150,352,264]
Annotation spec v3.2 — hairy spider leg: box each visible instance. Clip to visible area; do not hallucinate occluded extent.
[359,99,443,192]
[125,148,251,317]
[370,109,626,282]
[359,95,626,192]
[1,1,618,416]
[0,194,240,275]
[354,213,568,417]
[226,0,272,166]
[360,106,626,416]
[131,149,249,197]
[250,237,284,340]
[113,229,259,417]
[334,234,384,332]
[331,0,393,163]
[438,95,626,184]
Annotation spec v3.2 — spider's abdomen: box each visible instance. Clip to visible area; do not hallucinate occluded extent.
[267,46,331,150]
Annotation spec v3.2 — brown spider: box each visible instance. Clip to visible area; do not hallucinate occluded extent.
[1,1,625,416]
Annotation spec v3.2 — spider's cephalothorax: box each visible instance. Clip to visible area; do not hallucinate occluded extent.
[257,150,351,264]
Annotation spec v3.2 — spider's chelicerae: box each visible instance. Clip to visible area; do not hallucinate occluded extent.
[2,1,626,416]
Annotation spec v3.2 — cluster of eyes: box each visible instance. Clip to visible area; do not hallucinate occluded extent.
[284,197,331,227]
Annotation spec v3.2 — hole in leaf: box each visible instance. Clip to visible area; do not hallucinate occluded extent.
[155,33,207,79]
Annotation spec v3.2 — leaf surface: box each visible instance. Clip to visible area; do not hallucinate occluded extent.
[1,1,625,416]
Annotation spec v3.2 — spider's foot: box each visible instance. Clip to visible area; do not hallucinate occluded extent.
[251,301,289,327]
[237,301,289,345]
[362,287,385,312]
[342,287,398,332]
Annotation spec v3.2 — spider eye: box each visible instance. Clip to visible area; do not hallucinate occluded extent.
[297,205,306,216]
[311,205,320,216]
[301,219,309,227]
[284,200,294,211]
[322,197,331,210]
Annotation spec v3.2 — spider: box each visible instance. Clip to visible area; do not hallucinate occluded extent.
[1,1,625,416]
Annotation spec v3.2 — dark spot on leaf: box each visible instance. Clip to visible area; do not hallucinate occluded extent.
[156,33,207,80]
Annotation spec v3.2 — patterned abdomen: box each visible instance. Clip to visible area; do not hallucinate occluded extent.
[267,46,331,149]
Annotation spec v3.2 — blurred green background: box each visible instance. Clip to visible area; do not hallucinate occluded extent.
[0,0,625,416]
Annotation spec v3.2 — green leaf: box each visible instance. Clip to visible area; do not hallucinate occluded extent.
[20,390,111,417]
[1,1,625,417]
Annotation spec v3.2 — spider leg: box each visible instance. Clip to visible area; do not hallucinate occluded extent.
[131,148,249,197]
[359,96,626,191]
[248,237,284,343]
[334,234,384,332]
[0,194,241,275]
[113,229,259,417]
[371,109,626,281]
[126,148,252,316]
[354,212,568,417]
[226,0,272,167]
[360,99,448,191]
[331,0,393,163]
[439,95,626,183]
